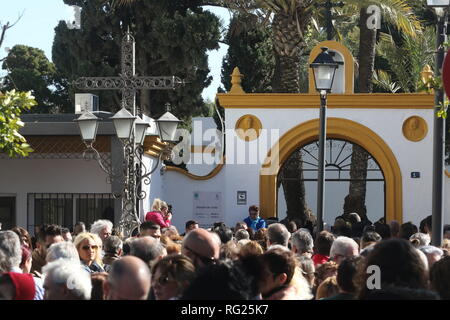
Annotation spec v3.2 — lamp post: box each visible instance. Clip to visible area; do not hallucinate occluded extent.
[74,31,183,237]
[427,0,449,247]
[310,47,339,233]
[76,106,180,237]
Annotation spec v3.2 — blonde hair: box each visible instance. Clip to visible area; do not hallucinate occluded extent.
[151,198,163,211]
[160,201,168,210]
[73,232,103,266]
[316,276,339,299]
[238,240,264,257]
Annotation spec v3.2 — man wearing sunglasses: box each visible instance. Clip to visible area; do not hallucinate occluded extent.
[181,228,220,269]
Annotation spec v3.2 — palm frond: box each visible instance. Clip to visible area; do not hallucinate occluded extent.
[373,69,401,93]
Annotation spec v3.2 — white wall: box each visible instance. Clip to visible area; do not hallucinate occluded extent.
[223,107,438,226]
[154,168,226,232]
[0,158,110,230]
[141,107,449,231]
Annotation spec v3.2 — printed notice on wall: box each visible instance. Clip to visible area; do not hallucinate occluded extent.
[193,191,223,229]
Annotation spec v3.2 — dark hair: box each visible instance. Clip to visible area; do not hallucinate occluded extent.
[61,228,70,234]
[336,256,363,294]
[213,222,226,229]
[181,259,254,300]
[356,239,428,299]
[261,248,296,286]
[140,221,160,230]
[363,286,439,300]
[430,255,450,300]
[361,231,382,245]
[37,224,62,243]
[444,224,450,233]
[374,222,391,239]
[419,215,432,233]
[248,205,259,212]
[185,220,198,229]
[214,226,234,244]
[314,231,335,256]
[11,227,33,250]
[90,272,108,300]
[399,222,418,240]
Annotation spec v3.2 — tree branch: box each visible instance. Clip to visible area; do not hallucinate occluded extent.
[0,11,24,50]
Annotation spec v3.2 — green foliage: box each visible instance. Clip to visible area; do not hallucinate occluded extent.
[53,0,221,120]
[221,14,275,93]
[0,90,36,157]
[376,27,435,93]
[1,45,71,113]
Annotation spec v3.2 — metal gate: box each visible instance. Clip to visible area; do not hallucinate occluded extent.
[277,139,385,224]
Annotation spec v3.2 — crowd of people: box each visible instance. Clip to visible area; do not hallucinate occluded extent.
[1,200,450,300]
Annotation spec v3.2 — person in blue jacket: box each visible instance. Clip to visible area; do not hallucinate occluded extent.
[244,205,267,231]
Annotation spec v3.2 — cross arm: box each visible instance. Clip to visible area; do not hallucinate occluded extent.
[74,76,184,90]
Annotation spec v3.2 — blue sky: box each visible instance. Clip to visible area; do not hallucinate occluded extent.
[0,1,230,102]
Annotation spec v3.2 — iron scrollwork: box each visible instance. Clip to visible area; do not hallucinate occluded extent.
[74,31,183,237]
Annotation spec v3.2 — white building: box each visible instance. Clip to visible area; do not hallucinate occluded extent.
[0,41,449,234]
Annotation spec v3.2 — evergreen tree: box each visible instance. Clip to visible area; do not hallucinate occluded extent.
[52,0,221,119]
[221,14,274,93]
[1,45,69,113]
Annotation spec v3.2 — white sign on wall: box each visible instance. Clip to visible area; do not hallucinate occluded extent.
[193,191,223,229]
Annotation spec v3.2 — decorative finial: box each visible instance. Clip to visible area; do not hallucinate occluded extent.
[229,67,245,94]
[165,102,171,112]
[420,65,434,92]
[421,65,434,84]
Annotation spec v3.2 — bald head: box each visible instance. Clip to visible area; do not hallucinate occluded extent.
[105,256,151,300]
[182,228,220,268]
[130,236,166,267]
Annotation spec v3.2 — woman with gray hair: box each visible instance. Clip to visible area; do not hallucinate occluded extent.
[42,259,92,300]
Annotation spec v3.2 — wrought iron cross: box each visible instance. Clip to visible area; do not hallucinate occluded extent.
[74,31,184,237]
[315,1,345,41]
[74,31,184,115]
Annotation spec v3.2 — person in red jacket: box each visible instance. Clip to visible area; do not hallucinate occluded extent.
[145,199,172,228]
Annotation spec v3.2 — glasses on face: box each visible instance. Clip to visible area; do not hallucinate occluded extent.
[81,245,98,250]
[184,245,216,266]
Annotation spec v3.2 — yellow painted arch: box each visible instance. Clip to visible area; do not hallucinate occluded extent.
[165,156,226,181]
[309,41,355,94]
[259,118,403,224]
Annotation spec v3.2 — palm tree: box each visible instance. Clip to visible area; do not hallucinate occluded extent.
[341,0,421,220]
[113,0,422,223]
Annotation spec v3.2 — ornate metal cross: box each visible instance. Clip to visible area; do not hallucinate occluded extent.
[74,31,184,237]
[74,31,184,115]
[315,1,345,41]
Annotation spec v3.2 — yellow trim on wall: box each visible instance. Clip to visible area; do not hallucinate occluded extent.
[308,41,355,94]
[446,170,450,178]
[217,93,434,109]
[190,146,217,154]
[165,156,226,180]
[259,118,403,224]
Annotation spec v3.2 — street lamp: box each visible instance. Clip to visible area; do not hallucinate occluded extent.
[111,108,136,141]
[73,31,184,237]
[74,111,99,145]
[155,110,182,143]
[427,0,450,247]
[75,107,180,236]
[310,47,339,233]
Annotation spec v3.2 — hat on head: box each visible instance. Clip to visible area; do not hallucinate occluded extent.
[5,272,36,300]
